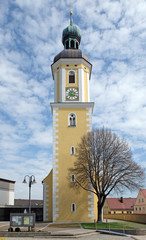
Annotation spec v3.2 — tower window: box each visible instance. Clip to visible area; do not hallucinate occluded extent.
[71,174,75,183]
[68,113,76,127]
[71,40,74,48]
[69,71,75,84]
[76,42,78,49]
[71,146,75,155]
[71,203,76,212]
[66,41,69,49]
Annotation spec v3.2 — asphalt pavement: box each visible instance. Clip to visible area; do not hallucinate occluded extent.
[0,221,146,240]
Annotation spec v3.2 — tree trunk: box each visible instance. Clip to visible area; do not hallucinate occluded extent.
[97,202,103,222]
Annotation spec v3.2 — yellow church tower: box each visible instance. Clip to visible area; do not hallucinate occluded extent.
[43,12,96,222]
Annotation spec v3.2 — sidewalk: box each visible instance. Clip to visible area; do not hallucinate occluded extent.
[132,237,146,240]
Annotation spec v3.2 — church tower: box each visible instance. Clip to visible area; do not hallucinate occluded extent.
[43,12,96,222]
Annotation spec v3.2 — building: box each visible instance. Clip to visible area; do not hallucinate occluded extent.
[43,11,97,222]
[103,197,136,215]
[134,189,146,214]
[0,199,43,221]
[0,178,43,221]
[0,178,15,206]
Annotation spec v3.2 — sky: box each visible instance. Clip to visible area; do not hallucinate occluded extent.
[0,0,146,200]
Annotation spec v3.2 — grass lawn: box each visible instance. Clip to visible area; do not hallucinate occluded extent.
[81,222,136,230]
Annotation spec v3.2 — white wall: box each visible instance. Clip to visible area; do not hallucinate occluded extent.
[0,180,15,205]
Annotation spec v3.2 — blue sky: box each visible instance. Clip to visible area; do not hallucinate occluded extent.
[0,0,146,200]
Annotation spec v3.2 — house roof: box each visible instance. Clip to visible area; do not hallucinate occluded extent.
[0,178,15,184]
[141,189,146,198]
[106,198,136,210]
[14,199,43,207]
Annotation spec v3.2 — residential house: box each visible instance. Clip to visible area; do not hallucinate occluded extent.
[103,197,136,215]
[134,189,146,214]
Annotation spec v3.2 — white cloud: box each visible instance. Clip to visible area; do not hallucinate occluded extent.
[0,0,146,199]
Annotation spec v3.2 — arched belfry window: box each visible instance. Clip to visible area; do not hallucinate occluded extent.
[66,41,69,49]
[69,71,75,84]
[71,40,74,48]
[68,113,76,127]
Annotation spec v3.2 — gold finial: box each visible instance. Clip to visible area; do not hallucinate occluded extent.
[69,2,73,25]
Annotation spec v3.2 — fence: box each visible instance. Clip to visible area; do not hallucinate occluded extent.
[104,213,146,224]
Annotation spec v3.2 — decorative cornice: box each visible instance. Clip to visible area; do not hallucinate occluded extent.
[51,58,92,80]
[50,102,94,113]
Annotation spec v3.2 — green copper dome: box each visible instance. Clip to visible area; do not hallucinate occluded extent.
[62,11,81,49]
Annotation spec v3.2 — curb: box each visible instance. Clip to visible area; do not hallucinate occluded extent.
[0,230,96,238]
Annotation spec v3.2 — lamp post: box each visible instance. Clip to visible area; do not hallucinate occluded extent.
[22,175,36,214]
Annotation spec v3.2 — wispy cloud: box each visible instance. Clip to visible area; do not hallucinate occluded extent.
[0,0,146,199]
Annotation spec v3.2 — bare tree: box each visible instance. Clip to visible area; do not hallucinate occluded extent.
[69,127,145,222]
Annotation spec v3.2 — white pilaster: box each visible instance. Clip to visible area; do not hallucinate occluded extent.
[87,72,90,102]
[54,71,57,102]
[88,191,95,221]
[59,68,65,102]
[86,107,92,132]
[78,68,84,102]
[43,183,49,221]
[52,107,59,222]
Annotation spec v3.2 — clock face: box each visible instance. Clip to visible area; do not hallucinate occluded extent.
[66,87,79,101]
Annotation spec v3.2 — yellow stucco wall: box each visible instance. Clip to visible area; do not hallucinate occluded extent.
[54,107,95,222]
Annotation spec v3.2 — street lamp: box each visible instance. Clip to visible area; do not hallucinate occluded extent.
[22,175,36,214]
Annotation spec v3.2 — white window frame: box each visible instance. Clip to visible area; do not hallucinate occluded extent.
[71,146,75,155]
[68,113,77,127]
[68,70,76,84]
[71,203,76,212]
[71,174,75,183]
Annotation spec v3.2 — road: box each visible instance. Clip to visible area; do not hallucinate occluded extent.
[3,233,134,240]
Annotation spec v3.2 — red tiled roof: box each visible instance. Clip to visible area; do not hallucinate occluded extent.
[106,198,136,210]
[141,189,146,198]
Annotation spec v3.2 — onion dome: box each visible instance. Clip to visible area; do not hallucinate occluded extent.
[62,11,81,49]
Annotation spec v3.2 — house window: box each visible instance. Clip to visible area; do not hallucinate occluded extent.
[71,203,76,212]
[139,199,141,203]
[71,146,75,155]
[114,211,116,214]
[69,71,75,84]
[143,207,145,211]
[71,174,75,183]
[142,198,144,202]
[139,207,141,211]
[135,207,137,211]
[68,113,76,127]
